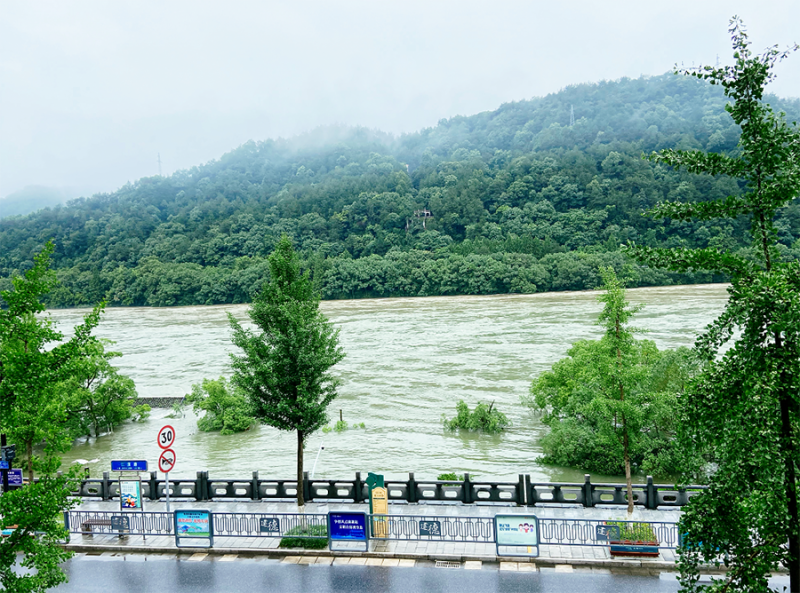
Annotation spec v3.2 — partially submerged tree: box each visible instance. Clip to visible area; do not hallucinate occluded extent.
[525,337,698,480]
[62,340,138,439]
[185,376,255,434]
[627,18,800,592]
[230,236,345,506]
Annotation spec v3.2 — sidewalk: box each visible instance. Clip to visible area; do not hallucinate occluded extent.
[64,498,697,573]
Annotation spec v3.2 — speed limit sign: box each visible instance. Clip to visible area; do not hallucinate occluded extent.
[157,425,176,449]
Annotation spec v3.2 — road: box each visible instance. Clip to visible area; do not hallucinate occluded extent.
[48,554,789,593]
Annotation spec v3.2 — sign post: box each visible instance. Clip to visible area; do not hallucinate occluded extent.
[113,460,147,541]
[494,514,540,558]
[174,509,213,548]
[157,426,176,513]
[328,512,369,552]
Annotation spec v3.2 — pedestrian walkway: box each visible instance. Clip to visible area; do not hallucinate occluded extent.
[64,498,691,572]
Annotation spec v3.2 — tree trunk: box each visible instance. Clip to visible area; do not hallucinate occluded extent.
[296,429,305,508]
[780,393,800,592]
[26,440,34,484]
[623,426,634,516]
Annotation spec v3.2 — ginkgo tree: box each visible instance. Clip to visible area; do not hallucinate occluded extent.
[627,18,800,593]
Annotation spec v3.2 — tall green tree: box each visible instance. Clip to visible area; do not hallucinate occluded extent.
[229,236,345,506]
[0,241,103,482]
[627,19,800,592]
[0,241,103,592]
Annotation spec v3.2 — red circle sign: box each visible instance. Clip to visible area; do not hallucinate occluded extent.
[158,448,176,473]
[157,425,175,449]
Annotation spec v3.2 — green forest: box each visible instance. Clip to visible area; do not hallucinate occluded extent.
[2,73,800,307]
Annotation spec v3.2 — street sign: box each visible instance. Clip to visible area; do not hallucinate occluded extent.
[157,425,176,449]
[596,524,621,542]
[174,510,214,548]
[111,460,148,472]
[259,518,280,533]
[328,512,369,552]
[7,469,22,486]
[111,516,131,531]
[158,449,176,474]
[419,520,441,537]
[494,514,539,558]
[0,461,8,470]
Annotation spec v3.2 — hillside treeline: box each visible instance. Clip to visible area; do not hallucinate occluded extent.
[2,74,800,307]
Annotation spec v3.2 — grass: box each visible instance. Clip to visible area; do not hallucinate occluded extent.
[606,521,658,543]
[279,524,328,549]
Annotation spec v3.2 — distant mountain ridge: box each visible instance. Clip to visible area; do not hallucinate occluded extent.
[1,73,799,307]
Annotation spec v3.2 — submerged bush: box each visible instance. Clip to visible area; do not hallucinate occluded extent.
[442,400,509,433]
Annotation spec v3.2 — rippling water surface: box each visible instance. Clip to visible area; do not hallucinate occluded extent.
[48,284,729,483]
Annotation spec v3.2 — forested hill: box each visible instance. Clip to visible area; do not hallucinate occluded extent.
[2,73,800,308]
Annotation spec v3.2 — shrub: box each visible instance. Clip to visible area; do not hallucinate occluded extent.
[279,524,328,549]
[442,400,509,433]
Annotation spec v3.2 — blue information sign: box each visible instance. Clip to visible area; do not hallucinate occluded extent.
[7,469,22,486]
[328,512,369,552]
[0,461,8,470]
[111,460,148,472]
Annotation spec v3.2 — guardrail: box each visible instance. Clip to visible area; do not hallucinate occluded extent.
[64,510,682,549]
[71,471,705,509]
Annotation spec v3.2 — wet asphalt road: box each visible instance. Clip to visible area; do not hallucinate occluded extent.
[47,554,784,593]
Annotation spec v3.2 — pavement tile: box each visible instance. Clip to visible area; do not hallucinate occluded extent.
[365,558,383,566]
[297,556,319,565]
[464,561,482,570]
[187,553,208,562]
[554,564,574,573]
[218,554,238,562]
[313,557,333,565]
[397,559,416,568]
[348,558,368,565]
[332,558,351,565]
[381,559,400,567]
[500,562,518,571]
[518,563,536,572]
[281,556,301,564]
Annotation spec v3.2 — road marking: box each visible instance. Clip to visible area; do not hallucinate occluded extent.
[187,553,207,562]
[464,561,482,570]
[518,563,536,572]
[397,559,416,568]
[219,554,238,562]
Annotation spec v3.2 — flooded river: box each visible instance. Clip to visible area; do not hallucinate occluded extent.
[48,284,729,483]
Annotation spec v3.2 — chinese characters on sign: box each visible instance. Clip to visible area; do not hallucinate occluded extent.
[419,520,441,537]
[174,510,214,548]
[119,480,143,511]
[595,524,621,542]
[259,518,280,533]
[494,514,539,558]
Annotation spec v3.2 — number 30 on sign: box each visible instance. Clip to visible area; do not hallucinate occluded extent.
[158,425,175,449]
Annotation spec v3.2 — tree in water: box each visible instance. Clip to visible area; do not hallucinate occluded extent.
[229,236,345,507]
[628,18,800,592]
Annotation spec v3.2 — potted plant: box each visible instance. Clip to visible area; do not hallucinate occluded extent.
[607,521,660,557]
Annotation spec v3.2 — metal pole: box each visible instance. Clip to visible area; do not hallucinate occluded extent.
[1,434,8,494]
[310,442,324,479]
[165,472,171,513]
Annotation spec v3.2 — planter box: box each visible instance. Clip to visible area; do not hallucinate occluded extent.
[609,540,660,557]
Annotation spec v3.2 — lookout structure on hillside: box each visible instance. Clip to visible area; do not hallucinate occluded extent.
[406,209,433,232]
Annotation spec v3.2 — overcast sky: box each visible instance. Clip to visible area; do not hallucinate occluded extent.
[1,0,799,199]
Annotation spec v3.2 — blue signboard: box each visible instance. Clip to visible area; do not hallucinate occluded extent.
[0,461,8,470]
[174,510,214,548]
[328,512,368,552]
[111,460,148,472]
[7,469,22,486]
